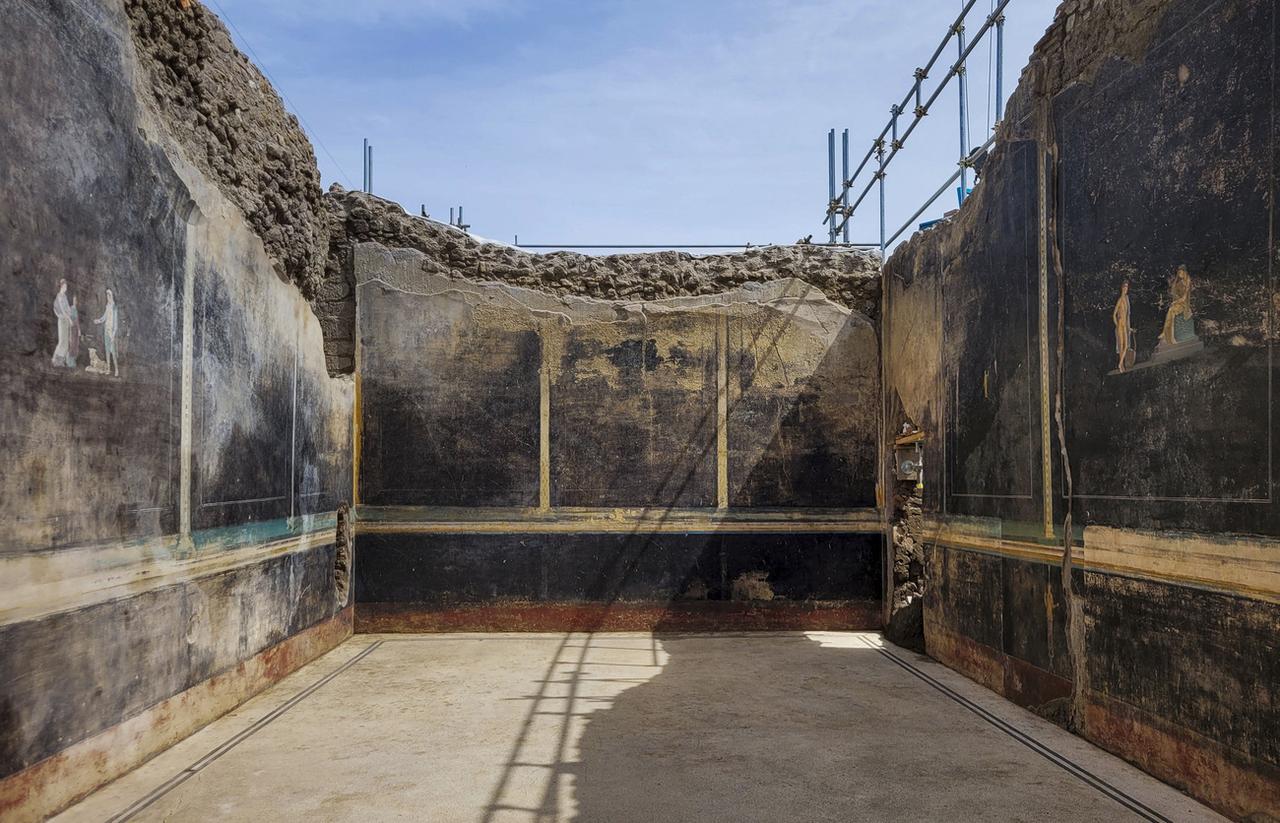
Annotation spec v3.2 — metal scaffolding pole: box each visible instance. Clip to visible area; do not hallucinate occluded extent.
[877,141,886,255]
[827,129,838,244]
[362,138,369,192]
[996,12,1006,123]
[957,9,971,205]
[841,129,850,244]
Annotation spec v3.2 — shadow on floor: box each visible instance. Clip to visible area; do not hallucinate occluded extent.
[478,626,1165,823]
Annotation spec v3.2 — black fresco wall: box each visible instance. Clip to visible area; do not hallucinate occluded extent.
[884,0,1280,815]
[0,0,354,800]
[0,0,187,553]
[551,312,719,508]
[192,259,294,530]
[356,264,881,516]
[729,306,879,509]
[0,545,342,780]
[354,255,883,612]
[943,140,1044,523]
[358,283,542,508]
[1058,0,1277,534]
[356,533,881,605]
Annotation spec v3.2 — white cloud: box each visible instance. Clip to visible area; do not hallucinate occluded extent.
[264,0,1062,245]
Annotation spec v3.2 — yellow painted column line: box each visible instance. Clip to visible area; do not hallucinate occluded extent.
[717,313,730,510]
[352,372,362,507]
[352,280,363,509]
[178,211,199,552]
[1038,145,1055,539]
[539,335,552,512]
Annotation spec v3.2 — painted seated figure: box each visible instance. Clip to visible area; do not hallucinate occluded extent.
[1152,264,1202,360]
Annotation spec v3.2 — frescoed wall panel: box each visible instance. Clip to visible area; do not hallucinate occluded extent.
[358,280,542,508]
[0,0,186,553]
[1056,0,1276,530]
[294,327,354,518]
[193,257,294,530]
[943,140,1040,514]
[728,302,878,508]
[551,311,718,508]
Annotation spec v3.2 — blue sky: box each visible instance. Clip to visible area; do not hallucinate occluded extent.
[209,0,1060,252]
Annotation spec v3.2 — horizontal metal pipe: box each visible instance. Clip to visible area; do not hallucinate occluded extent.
[515,244,880,249]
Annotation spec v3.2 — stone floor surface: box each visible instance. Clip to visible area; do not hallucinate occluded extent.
[57,632,1226,822]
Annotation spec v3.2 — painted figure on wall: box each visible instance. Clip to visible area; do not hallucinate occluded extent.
[68,296,80,367]
[51,279,74,367]
[1108,265,1205,376]
[1112,280,1134,372]
[1149,264,1203,364]
[92,289,120,376]
[1159,265,1196,346]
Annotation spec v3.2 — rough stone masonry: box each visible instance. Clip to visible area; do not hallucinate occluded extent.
[121,0,882,376]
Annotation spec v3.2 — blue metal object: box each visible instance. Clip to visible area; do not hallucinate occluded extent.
[996,12,1006,123]
[828,129,837,244]
[841,129,850,244]
[878,141,887,255]
[957,5,971,204]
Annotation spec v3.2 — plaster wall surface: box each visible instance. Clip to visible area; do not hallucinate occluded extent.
[353,244,885,627]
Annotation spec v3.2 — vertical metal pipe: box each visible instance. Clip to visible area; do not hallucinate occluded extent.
[878,145,886,256]
[827,129,837,244]
[362,138,368,192]
[459,206,464,228]
[957,10,970,204]
[450,207,454,226]
[996,13,1006,124]
[841,129,850,244]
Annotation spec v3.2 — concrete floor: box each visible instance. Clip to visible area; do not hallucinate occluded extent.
[59,633,1223,823]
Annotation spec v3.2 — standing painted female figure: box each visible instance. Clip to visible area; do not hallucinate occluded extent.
[51,278,73,367]
[94,288,119,376]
